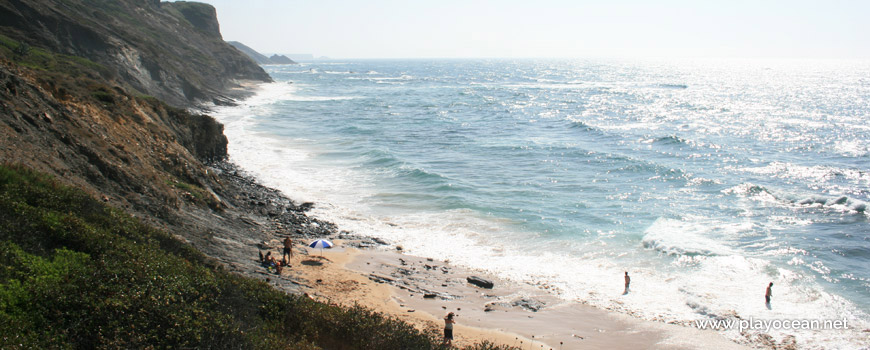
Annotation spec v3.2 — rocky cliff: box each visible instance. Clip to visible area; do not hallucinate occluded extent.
[0,1,336,280]
[0,53,225,219]
[0,0,271,107]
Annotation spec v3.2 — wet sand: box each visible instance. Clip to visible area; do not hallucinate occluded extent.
[269,239,749,350]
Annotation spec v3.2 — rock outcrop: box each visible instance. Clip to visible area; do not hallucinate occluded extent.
[0,0,271,107]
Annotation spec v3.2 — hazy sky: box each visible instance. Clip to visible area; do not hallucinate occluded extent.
[181,0,869,59]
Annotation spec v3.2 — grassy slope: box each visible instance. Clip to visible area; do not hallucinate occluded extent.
[0,164,487,349]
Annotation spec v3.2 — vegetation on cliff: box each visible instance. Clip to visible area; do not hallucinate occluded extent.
[0,165,518,349]
[4,25,239,195]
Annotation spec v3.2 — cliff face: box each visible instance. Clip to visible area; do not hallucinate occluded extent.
[0,1,314,262]
[0,58,226,217]
[0,47,334,278]
[0,0,271,107]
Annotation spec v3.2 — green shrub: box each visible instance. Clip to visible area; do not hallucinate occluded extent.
[91,90,115,104]
[0,34,111,79]
[12,42,30,58]
[0,164,519,349]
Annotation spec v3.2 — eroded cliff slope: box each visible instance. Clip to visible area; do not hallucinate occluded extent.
[0,0,271,106]
[0,1,335,273]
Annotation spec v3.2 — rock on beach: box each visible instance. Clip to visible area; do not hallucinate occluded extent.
[466,276,494,289]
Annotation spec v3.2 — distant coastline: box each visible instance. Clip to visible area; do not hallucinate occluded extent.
[228,41,298,65]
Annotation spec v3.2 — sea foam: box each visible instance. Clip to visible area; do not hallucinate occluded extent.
[210,59,870,349]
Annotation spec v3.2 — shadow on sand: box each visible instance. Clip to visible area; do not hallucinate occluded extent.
[301,259,324,266]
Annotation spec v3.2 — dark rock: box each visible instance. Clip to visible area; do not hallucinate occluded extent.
[466,276,494,289]
[423,293,437,299]
[511,297,545,312]
[368,274,394,284]
[172,2,221,37]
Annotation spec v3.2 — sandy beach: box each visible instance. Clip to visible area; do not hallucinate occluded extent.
[258,237,750,350]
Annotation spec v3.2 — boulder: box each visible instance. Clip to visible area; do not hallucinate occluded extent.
[511,297,545,312]
[466,276,494,289]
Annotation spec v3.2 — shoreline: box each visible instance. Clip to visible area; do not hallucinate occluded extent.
[264,238,750,350]
[208,81,820,349]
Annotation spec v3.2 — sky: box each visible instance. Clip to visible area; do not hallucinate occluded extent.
[176,0,869,59]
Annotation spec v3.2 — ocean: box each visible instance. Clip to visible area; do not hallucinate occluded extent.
[211,58,869,348]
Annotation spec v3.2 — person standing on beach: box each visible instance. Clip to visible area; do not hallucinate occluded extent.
[282,236,294,263]
[624,271,631,294]
[765,282,773,305]
[443,312,456,346]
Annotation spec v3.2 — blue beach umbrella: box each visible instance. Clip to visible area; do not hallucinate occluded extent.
[308,239,334,256]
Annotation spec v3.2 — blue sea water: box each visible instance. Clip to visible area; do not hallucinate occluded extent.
[213,58,870,348]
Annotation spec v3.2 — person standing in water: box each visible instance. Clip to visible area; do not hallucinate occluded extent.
[443,312,456,346]
[765,282,773,305]
[624,271,631,294]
